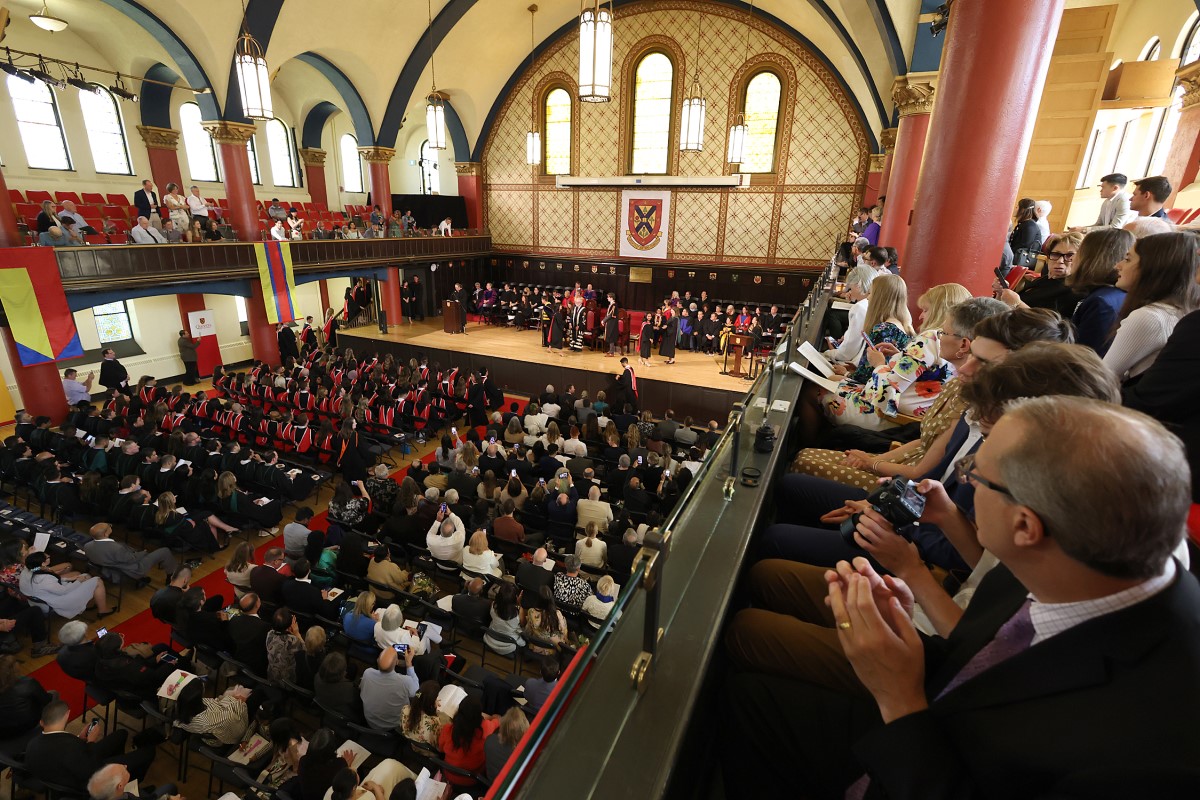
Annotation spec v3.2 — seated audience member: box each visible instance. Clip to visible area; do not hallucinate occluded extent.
[129,216,167,244]
[764,308,1075,571]
[1102,230,1199,382]
[328,480,372,530]
[438,695,499,787]
[0,654,53,740]
[266,607,305,684]
[575,484,613,532]
[283,506,316,559]
[575,523,608,569]
[314,652,361,722]
[359,645,418,731]
[229,592,271,674]
[485,707,531,782]
[582,575,619,626]
[20,551,111,619]
[1064,227,1132,354]
[366,546,409,601]
[297,727,349,800]
[86,763,176,800]
[607,529,641,578]
[26,700,158,792]
[85,521,176,583]
[994,231,1085,319]
[175,585,233,652]
[326,759,416,800]
[56,620,98,679]
[722,395,1200,798]
[483,581,525,654]
[281,558,342,618]
[462,530,503,577]
[400,680,447,748]
[552,555,592,607]
[342,590,378,643]
[148,566,192,624]
[224,542,256,599]
[427,512,466,563]
[93,631,177,698]
[250,547,290,604]
[791,298,1007,490]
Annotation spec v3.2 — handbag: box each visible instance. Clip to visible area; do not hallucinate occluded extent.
[1012,248,1039,268]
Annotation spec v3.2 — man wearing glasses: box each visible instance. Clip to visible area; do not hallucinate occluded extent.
[726,396,1200,797]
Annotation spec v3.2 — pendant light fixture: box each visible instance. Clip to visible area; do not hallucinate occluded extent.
[425,0,447,150]
[680,11,706,152]
[578,0,613,103]
[526,5,542,165]
[234,0,272,119]
[727,1,753,166]
[29,2,68,33]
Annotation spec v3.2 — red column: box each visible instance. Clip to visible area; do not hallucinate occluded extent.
[879,76,936,264]
[0,167,21,248]
[903,0,1065,300]
[136,126,184,192]
[2,328,68,423]
[362,146,402,327]
[456,162,484,230]
[202,120,277,363]
[299,148,329,208]
[876,128,897,201]
[1163,63,1200,206]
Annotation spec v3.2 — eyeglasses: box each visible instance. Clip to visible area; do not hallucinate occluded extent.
[938,328,964,339]
[955,453,1014,499]
[1046,252,1076,262]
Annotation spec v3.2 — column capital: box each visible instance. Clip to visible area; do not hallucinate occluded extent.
[358,146,396,164]
[892,72,938,117]
[136,125,181,151]
[454,162,482,176]
[199,120,258,145]
[1178,60,1200,110]
[879,127,898,153]
[298,147,327,166]
[869,153,887,172]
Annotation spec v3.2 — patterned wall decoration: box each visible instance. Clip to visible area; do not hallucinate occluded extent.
[481,0,869,268]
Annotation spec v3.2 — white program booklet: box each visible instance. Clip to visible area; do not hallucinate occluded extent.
[789,362,843,393]
[31,532,50,553]
[414,768,448,800]
[338,739,370,771]
[798,340,836,377]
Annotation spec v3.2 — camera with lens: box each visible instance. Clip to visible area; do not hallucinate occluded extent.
[840,478,927,546]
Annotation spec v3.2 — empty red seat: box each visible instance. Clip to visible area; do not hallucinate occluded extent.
[54,191,81,204]
[109,220,129,233]
[79,205,103,218]
[22,216,38,230]
[84,234,107,245]
[108,232,128,244]
[81,192,105,205]
[16,203,39,218]
[8,189,23,204]
[217,198,230,208]
[102,204,126,221]
[105,193,129,206]
[26,190,52,203]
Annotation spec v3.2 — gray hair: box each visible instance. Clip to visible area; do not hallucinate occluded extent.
[424,487,439,501]
[997,397,1189,580]
[1034,200,1052,215]
[618,454,631,468]
[564,554,581,572]
[87,764,128,800]
[844,265,876,294]
[948,297,1009,338]
[444,488,459,504]
[1123,217,1173,239]
[59,620,88,645]
[853,236,870,249]
[373,464,389,479]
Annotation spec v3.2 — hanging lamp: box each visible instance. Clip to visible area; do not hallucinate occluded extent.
[578,0,613,103]
[425,0,447,149]
[680,11,706,152]
[526,5,542,165]
[727,2,753,166]
[234,0,272,119]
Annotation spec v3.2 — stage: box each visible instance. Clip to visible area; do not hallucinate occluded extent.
[338,318,756,424]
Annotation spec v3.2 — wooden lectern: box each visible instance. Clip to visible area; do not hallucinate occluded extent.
[723,334,755,378]
[443,300,463,334]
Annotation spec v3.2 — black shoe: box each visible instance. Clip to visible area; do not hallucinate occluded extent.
[134,576,151,589]
[0,636,22,655]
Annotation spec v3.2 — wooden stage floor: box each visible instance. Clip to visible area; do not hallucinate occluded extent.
[339,319,756,422]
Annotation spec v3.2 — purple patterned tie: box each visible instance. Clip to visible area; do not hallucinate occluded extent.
[844,600,1035,800]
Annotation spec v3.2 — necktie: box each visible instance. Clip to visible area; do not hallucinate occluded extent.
[844,600,1035,800]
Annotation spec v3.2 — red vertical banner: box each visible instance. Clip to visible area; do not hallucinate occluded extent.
[177,294,221,379]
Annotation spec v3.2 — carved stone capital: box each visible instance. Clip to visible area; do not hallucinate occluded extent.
[199,119,258,145]
[454,162,481,176]
[298,147,327,167]
[892,73,937,117]
[1178,61,1200,110]
[136,125,181,150]
[879,127,898,153]
[358,146,396,164]
[869,153,886,172]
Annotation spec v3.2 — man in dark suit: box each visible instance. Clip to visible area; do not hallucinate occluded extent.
[280,559,341,618]
[249,547,289,605]
[55,620,98,681]
[24,700,157,792]
[623,476,654,516]
[228,592,270,674]
[616,358,639,412]
[723,397,1200,797]
[516,548,556,609]
[450,578,492,627]
[131,179,162,230]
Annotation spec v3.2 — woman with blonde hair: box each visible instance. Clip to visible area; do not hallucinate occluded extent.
[575,522,607,569]
[216,471,283,529]
[154,491,225,551]
[164,183,189,231]
[224,542,255,598]
[461,530,502,577]
[477,470,501,503]
[542,421,561,448]
[341,590,377,643]
[582,575,618,627]
[915,283,971,334]
[485,707,531,782]
[994,230,1085,318]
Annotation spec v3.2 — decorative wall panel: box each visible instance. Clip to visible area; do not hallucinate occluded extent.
[482,0,869,268]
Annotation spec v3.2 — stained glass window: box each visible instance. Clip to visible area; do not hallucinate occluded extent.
[93,301,132,344]
[630,52,674,174]
[741,71,782,174]
[544,88,572,175]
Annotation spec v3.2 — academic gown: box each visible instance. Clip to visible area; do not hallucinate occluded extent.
[659,315,678,359]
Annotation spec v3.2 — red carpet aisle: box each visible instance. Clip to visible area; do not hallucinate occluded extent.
[29,398,530,717]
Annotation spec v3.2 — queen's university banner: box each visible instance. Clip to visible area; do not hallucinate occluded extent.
[255,240,299,324]
[0,247,83,367]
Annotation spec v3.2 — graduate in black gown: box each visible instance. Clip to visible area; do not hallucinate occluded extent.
[604,298,620,357]
[659,312,678,365]
[549,307,566,357]
[638,315,654,365]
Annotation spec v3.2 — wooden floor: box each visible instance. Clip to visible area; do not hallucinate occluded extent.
[341,318,759,393]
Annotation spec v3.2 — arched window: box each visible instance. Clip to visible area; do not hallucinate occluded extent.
[246,136,260,185]
[79,86,131,175]
[1182,17,1200,66]
[420,140,440,195]
[543,87,572,175]
[267,119,297,187]
[629,52,674,174]
[740,71,782,174]
[1140,37,1162,61]
[7,74,71,170]
[340,133,363,193]
[179,102,218,182]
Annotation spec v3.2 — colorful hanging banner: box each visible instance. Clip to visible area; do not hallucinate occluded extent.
[254,240,299,324]
[0,247,83,366]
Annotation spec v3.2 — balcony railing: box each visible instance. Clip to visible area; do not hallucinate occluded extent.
[50,232,492,292]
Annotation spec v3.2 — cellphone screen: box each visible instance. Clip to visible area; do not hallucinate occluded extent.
[96,627,108,638]
[416,623,427,639]
[511,469,517,477]
[637,456,643,464]
[393,643,408,654]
